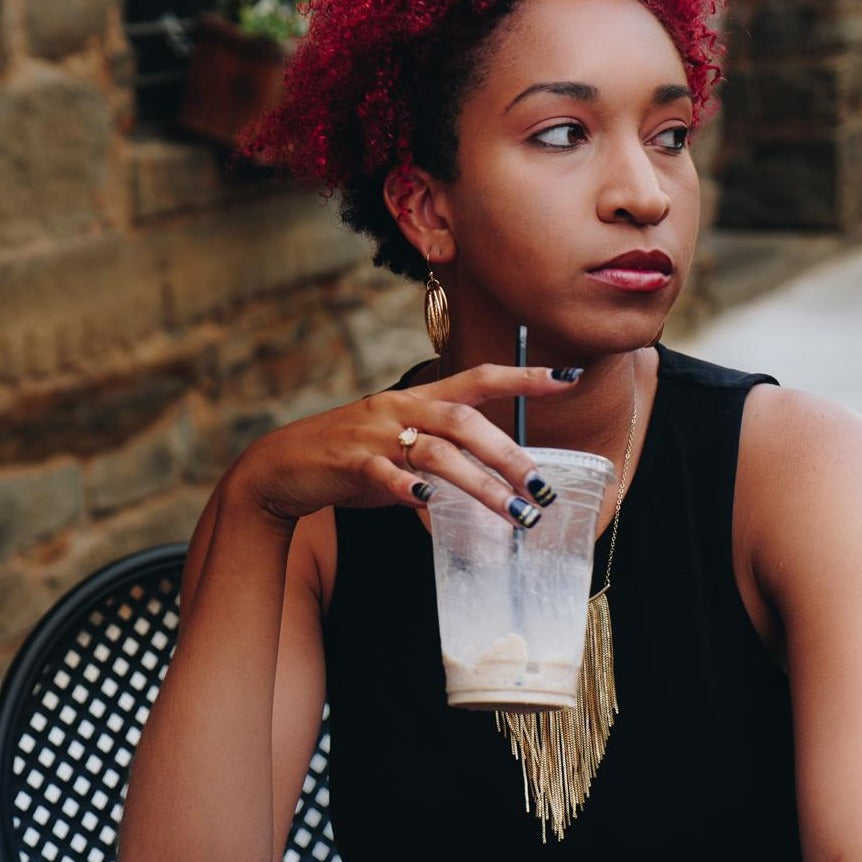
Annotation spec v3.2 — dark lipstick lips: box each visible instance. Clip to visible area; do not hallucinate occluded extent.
[590,250,674,275]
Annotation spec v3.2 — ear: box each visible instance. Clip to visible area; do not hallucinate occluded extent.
[383,165,457,264]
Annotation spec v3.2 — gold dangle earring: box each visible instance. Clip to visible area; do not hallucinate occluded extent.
[424,253,450,355]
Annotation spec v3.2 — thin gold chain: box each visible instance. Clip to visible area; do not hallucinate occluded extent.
[595,398,638,596]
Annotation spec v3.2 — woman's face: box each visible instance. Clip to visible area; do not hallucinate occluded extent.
[437,0,701,361]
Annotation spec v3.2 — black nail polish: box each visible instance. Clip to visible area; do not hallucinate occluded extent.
[551,367,584,383]
[508,497,542,528]
[411,482,434,503]
[526,472,557,507]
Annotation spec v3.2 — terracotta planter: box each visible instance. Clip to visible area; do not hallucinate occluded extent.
[178,13,289,147]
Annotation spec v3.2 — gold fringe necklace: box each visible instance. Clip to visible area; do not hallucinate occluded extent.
[496,400,638,843]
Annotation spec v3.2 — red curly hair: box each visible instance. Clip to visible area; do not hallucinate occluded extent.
[244,0,724,280]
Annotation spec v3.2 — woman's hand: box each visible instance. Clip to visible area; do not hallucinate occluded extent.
[231,363,582,527]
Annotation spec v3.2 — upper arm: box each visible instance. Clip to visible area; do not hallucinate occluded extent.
[738,386,862,859]
[270,507,335,860]
[177,484,220,638]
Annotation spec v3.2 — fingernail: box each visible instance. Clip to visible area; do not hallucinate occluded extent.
[411,482,435,503]
[507,497,542,528]
[551,367,583,383]
[525,472,557,507]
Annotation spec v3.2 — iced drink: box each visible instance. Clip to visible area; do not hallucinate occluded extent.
[424,448,613,712]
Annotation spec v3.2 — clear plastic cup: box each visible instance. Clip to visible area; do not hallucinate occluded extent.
[424,448,614,712]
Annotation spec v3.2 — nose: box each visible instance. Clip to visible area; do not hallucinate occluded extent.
[596,141,671,226]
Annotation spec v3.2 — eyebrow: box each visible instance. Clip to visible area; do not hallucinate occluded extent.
[503,81,694,113]
[504,81,598,113]
[653,84,694,105]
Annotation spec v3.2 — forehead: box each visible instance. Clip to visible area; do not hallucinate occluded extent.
[479,0,688,107]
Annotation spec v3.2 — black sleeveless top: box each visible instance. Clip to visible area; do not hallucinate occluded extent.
[323,345,800,861]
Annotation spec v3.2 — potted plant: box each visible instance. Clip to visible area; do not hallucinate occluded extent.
[227,0,307,42]
[178,0,306,146]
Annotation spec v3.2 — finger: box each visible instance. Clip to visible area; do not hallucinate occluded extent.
[403,434,544,529]
[406,363,582,406]
[395,399,555,510]
[359,453,437,509]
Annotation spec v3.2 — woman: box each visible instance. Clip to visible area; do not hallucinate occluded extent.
[120,0,862,859]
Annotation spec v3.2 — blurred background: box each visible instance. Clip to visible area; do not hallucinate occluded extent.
[0,0,860,679]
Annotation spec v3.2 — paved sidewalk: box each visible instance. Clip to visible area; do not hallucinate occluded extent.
[669,244,862,414]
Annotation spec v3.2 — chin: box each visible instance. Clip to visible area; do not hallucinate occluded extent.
[532,315,668,360]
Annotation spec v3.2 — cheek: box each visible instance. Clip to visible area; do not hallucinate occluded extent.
[449,172,542,262]
[673,166,702,248]
[450,157,586,264]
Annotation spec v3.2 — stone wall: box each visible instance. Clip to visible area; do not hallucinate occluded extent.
[0,0,429,676]
[719,0,862,229]
[2,0,860,680]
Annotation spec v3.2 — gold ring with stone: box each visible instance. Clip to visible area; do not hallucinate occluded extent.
[398,426,419,469]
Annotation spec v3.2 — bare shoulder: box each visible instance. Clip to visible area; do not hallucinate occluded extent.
[737,384,862,595]
[731,385,862,653]
[738,385,862,533]
[740,382,862,460]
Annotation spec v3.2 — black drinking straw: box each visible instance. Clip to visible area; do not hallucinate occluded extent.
[512,326,527,630]
[515,324,528,446]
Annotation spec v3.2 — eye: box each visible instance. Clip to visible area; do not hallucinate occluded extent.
[652,126,689,152]
[531,122,589,149]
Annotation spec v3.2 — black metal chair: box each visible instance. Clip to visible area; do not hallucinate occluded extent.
[0,544,339,862]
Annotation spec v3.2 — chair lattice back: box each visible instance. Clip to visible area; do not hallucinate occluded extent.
[0,544,340,862]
